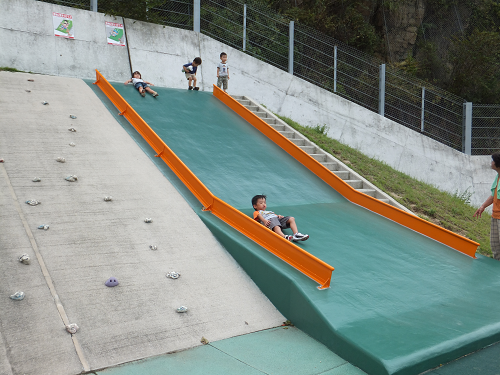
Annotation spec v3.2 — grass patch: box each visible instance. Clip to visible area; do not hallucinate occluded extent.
[275,114,492,257]
[0,67,32,73]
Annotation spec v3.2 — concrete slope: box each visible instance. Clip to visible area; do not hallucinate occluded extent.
[0,71,284,375]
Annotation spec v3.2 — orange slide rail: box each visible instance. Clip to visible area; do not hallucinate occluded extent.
[94,70,334,289]
[213,85,480,258]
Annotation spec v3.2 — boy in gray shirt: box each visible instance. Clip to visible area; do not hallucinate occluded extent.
[217,52,229,92]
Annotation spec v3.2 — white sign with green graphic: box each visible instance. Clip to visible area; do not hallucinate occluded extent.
[53,12,74,39]
[106,22,125,46]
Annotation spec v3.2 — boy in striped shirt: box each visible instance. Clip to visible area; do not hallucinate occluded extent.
[252,194,309,242]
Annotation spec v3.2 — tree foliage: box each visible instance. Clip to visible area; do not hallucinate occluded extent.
[265,0,500,103]
[448,31,500,103]
[266,0,381,53]
[100,0,167,24]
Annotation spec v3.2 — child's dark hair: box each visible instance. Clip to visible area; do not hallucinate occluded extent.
[193,57,202,65]
[132,70,141,78]
[492,153,500,168]
[220,52,227,58]
[252,194,266,209]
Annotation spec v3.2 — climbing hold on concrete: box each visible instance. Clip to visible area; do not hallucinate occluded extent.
[25,199,41,206]
[68,128,76,132]
[37,225,49,230]
[176,306,188,313]
[56,157,66,163]
[41,101,49,105]
[0,159,3,163]
[144,218,152,223]
[18,254,31,265]
[200,337,209,345]
[149,245,157,250]
[32,177,41,182]
[69,142,75,147]
[65,175,78,182]
[27,79,34,82]
[69,115,77,119]
[104,196,113,202]
[105,277,119,287]
[10,292,25,301]
[65,323,79,334]
[166,272,180,279]
[25,90,31,92]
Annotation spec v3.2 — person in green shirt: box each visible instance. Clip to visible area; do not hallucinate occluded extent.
[473,153,500,260]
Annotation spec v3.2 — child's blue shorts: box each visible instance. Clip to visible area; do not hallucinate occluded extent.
[134,82,149,89]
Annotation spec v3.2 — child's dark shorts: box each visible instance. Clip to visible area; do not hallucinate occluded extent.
[134,82,149,89]
[268,216,291,230]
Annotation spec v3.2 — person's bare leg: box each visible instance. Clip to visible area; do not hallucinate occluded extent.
[272,226,287,238]
[287,217,298,234]
[193,76,197,88]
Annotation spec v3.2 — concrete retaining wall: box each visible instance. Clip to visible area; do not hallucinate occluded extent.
[0,0,493,208]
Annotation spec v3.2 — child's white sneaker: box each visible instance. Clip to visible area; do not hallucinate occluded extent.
[292,232,309,242]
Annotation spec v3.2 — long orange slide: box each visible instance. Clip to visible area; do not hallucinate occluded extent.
[94,70,334,289]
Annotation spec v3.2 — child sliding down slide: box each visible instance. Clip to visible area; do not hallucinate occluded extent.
[252,195,309,242]
[124,71,158,97]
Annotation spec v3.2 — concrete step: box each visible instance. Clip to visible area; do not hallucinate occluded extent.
[321,161,339,170]
[237,99,251,106]
[245,105,259,111]
[345,180,363,189]
[271,124,286,131]
[358,189,376,197]
[379,198,391,204]
[255,112,272,119]
[263,118,277,125]
[310,154,327,162]
[332,170,350,180]
[290,138,306,146]
[232,95,245,100]
[279,131,295,138]
[299,145,318,154]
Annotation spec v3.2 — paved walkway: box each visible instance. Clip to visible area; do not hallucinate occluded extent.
[0,71,284,375]
[98,327,365,375]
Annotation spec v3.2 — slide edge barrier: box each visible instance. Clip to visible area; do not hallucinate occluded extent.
[93,70,334,289]
[212,85,479,258]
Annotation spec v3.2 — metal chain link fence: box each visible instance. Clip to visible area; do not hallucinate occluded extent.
[151,0,193,30]
[36,0,500,155]
[36,0,91,10]
[472,105,500,156]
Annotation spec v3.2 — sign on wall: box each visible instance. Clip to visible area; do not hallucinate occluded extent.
[53,12,74,39]
[106,22,125,46]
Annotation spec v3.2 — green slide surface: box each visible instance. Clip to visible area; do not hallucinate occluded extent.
[88,81,500,375]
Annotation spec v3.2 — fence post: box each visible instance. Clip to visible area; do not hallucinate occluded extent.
[333,45,337,93]
[379,64,386,117]
[193,0,200,32]
[463,102,472,155]
[90,0,97,12]
[243,4,247,51]
[420,87,425,132]
[289,21,294,75]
